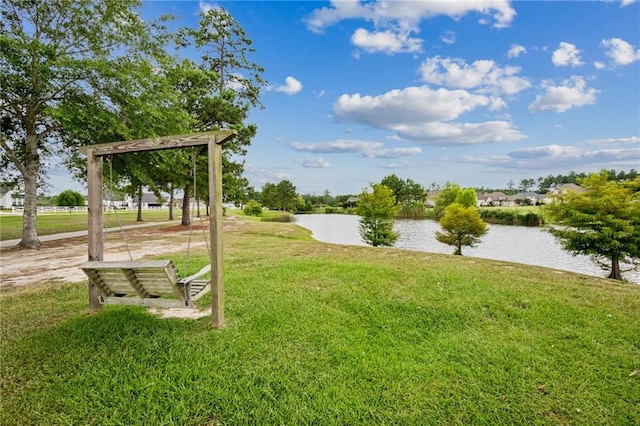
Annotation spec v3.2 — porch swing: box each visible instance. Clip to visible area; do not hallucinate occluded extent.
[80,149,211,308]
[78,131,235,326]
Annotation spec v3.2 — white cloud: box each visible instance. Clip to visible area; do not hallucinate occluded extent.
[294,157,331,168]
[507,44,526,58]
[460,139,640,171]
[290,139,382,154]
[601,38,640,65]
[621,0,637,6]
[362,147,422,159]
[306,0,516,32]
[552,42,584,67]
[351,28,422,54]
[583,136,640,146]
[440,30,456,45]
[275,76,303,95]
[244,163,293,187]
[289,139,421,159]
[334,86,494,126]
[528,76,598,113]
[419,56,531,95]
[394,121,525,145]
[333,85,525,144]
[198,0,216,14]
[594,61,606,70]
[305,0,515,54]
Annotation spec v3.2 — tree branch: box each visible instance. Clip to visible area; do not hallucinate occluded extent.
[0,134,28,177]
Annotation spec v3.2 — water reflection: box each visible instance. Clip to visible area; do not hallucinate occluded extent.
[293,214,640,284]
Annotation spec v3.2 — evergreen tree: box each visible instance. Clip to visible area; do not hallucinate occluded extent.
[357,184,399,247]
[435,203,488,255]
[545,170,640,280]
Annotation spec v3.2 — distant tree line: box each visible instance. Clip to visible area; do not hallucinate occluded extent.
[476,169,639,195]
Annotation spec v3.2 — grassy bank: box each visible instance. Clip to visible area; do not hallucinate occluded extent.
[0,210,174,241]
[1,219,639,424]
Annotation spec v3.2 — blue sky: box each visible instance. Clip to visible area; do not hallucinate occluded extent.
[52,0,639,196]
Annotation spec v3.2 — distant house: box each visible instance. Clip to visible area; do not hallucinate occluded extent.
[0,184,24,209]
[102,191,132,209]
[476,191,509,207]
[556,183,585,194]
[136,193,166,209]
[543,183,586,204]
[506,192,547,207]
[344,196,359,208]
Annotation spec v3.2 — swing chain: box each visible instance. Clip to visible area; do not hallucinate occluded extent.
[105,156,133,261]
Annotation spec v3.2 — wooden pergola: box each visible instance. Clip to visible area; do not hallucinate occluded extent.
[79,130,236,328]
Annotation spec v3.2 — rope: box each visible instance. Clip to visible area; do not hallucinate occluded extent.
[183,148,197,277]
[106,157,133,261]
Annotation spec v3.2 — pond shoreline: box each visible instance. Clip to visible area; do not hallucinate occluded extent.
[293,214,640,284]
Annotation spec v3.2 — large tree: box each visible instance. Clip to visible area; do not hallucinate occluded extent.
[0,0,172,247]
[545,171,640,280]
[177,6,266,209]
[357,183,399,247]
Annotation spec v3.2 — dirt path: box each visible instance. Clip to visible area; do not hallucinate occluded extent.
[0,224,210,289]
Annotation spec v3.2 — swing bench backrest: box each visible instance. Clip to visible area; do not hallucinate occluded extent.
[80,260,211,308]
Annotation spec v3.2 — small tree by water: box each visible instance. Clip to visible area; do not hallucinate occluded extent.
[357,184,399,247]
[435,203,488,255]
[544,170,640,280]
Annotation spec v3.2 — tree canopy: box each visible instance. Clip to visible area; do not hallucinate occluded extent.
[356,183,399,247]
[1,1,266,246]
[433,183,477,219]
[544,170,640,281]
[435,203,488,255]
[0,0,180,247]
[260,180,298,211]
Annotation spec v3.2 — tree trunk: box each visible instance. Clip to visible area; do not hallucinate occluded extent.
[19,131,41,248]
[182,185,191,226]
[168,184,175,221]
[20,173,40,248]
[136,186,143,222]
[454,242,462,255]
[610,257,622,280]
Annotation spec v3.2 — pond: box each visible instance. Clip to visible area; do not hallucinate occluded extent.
[293,214,640,284]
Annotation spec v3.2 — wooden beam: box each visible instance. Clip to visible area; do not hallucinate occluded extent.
[209,137,224,328]
[87,149,104,313]
[78,130,237,156]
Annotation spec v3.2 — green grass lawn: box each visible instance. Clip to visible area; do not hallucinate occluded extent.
[0,210,175,241]
[1,219,639,424]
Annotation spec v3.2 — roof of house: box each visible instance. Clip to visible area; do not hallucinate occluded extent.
[140,193,165,204]
[478,191,508,200]
[557,183,585,193]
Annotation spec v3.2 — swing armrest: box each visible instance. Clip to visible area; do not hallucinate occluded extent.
[180,264,211,284]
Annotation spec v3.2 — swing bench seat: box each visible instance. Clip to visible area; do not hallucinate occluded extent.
[80,260,211,308]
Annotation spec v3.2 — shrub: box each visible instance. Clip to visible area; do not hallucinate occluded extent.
[243,200,263,217]
[55,190,85,207]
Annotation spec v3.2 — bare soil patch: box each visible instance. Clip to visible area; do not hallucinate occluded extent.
[0,222,223,289]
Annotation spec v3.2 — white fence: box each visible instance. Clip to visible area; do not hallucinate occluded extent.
[9,205,172,214]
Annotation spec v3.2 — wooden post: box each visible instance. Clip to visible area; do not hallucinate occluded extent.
[209,138,224,328]
[87,149,104,312]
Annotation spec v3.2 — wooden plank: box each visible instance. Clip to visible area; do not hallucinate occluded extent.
[82,260,172,269]
[209,139,224,328]
[123,269,149,298]
[87,149,104,313]
[78,130,237,156]
[102,297,188,309]
[190,282,212,302]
